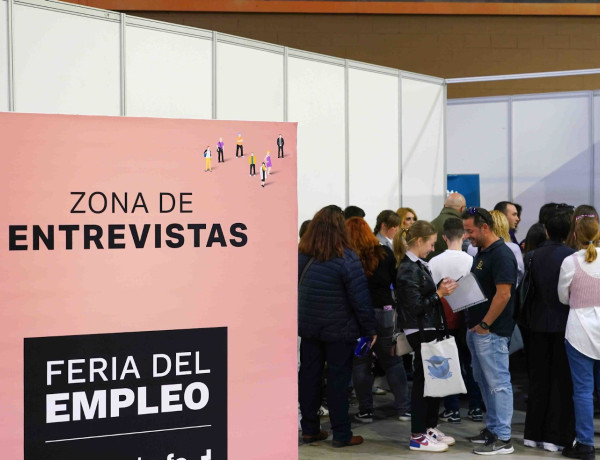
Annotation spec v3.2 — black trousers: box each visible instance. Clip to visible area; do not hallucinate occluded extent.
[236,145,243,157]
[407,330,442,434]
[250,163,255,175]
[524,330,575,447]
[217,148,224,162]
[278,145,284,158]
[299,338,355,443]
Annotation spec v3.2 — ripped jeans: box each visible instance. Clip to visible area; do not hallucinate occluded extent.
[467,330,513,441]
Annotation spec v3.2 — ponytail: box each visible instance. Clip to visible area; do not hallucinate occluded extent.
[393,220,436,267]
[374,210,402,236]
[574,217,600,263]
[585,242,597,264]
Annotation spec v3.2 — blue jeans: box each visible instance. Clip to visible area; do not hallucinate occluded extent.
[565,340,600,446]
[467,330,513,441]
[444,328,483,412]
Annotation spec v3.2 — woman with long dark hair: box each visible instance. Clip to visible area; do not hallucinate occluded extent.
[346,217,410,424]
[298,205,377,448]
[394,221,458,452]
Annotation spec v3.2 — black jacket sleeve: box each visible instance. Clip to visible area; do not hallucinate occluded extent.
[342,250,377,336]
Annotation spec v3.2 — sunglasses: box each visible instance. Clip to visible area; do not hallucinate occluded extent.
[468,207,491,225]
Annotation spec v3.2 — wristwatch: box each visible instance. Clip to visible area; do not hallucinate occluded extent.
[479,321,490,330]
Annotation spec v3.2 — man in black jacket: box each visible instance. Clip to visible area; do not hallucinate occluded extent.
[523,210,576,451]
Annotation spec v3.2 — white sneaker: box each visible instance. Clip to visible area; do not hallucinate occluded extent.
[523,439,538,448]
[542,442,563,452]
[427,427,456,446]
[409,433,449,452]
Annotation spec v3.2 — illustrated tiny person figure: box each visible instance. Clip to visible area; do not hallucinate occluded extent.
[217,138,224,163]
[277,134,284,158]
[249,152,256,176]
[236,133,244,158]
[265,151,272,175]
[203,145,212,172]
[260,161,267,187]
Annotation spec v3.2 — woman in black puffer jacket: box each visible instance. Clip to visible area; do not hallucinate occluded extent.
[298,205,377,448]
[394,220,458,453]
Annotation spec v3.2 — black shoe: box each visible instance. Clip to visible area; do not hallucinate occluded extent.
[353,411,373,423]
[562,442,596,460]
[468,428,495,444]
[468,408,484,422]
[439,409,461,424]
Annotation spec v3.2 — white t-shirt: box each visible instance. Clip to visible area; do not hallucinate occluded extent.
[429,249,473,285]
[558,249,600,359]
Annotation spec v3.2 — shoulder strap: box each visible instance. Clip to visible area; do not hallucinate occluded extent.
[299,257,316,286]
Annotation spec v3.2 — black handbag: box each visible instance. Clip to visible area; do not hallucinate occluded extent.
[515,251,535,328]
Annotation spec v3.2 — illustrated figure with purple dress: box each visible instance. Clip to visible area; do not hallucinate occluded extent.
[265,151,272,176]
[217,138,224,163]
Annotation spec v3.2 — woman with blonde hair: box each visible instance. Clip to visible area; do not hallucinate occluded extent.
[558,216,600,460]
[395,221,458,452]
[346,217,411,424]
[397,207,418,230]
[566,205,599,249]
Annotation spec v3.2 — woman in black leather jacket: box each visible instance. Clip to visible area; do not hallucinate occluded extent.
[394,220,458,453]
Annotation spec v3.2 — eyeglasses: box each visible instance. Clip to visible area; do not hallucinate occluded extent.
[575,214,597,222]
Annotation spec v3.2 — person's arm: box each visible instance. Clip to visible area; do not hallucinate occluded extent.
[557,256,575,305]
[342,251,377,338]
[396,262,443,319]
[471,283,512,334]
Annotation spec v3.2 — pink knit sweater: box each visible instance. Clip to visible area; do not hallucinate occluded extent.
[569,254,600,309]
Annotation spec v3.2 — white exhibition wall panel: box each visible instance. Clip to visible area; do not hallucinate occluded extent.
[402,78,445,221]
[12,3,120,115]
[594,93,600,210]
[126,23,212,119]
[288,56,345,225]
[216,41,283,122]
[348,68,399,226]
[447,99,510,209]
[0,0,8,112]
[513,94,592,234]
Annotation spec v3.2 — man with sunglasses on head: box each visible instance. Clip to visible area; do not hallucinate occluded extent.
[462,207,518,456]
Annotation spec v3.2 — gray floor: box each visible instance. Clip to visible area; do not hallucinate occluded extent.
[299,390,600,459]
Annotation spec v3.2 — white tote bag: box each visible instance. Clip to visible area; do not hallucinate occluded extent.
[421,335,467,398]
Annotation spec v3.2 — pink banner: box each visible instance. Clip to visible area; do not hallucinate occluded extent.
[0,113,298,460]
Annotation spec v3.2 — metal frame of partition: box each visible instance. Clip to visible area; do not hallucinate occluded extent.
[1,0,446,210]
[448,89,598,209]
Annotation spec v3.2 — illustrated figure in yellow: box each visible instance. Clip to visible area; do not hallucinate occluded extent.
[203,145,212,172]
[249,152,256,176]
[236,133,244,158]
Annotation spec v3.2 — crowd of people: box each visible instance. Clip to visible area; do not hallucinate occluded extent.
[297,196,600,459]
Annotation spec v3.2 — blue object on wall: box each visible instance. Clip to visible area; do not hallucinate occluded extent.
[447,174,480,208]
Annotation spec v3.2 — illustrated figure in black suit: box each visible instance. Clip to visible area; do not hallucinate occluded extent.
[277,134,284,158]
